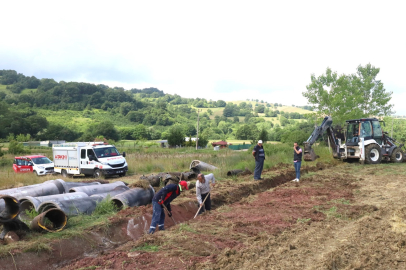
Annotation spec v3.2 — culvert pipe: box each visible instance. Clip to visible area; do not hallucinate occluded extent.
[111,185,155,209]
[0,183,43,196]
[90,185,130,199]
[37,196,103,216]
[19,192,89,220]
[62,181,101,193]
[30,208,67,232]
[68,181,126,195]
[181,171,197,180]
[190,160,218,172]
[227,169,244,176]
[0,195,20,223]
[0,180,66,202]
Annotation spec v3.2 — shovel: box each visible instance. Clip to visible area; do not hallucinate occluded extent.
[162,203,176,225]
[194,191,211,219]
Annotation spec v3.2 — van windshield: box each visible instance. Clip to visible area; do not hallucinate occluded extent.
[31,157,53,164]
[94,147,120,158]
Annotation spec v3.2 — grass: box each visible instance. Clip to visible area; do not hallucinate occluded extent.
[131,243,159,252]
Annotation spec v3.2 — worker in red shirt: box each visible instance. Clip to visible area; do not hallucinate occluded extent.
[148,181,188,234]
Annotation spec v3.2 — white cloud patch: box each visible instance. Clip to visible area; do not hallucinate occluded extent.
[0,0,405,113]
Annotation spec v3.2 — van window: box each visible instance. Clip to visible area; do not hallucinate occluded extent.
[81,149,86,159]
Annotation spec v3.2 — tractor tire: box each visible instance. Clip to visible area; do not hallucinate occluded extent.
[93,169,105,179]
[365,144,382,165]
[61,169,68,177]
[390,148,403,163]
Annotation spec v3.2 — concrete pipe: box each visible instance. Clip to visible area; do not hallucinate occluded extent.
[19,192,89,220]
[111,185,155,209]
[227,169,244,176]
[90,185,130,199]
[37,196,103,216]
[140,175,161,187]
[63,181,101,193]
[190,160,218,172]
[180,171,197,180]
[68,181,126,195]
[30,208,67,232]
[0,195,20,223]
[0,183,43,196]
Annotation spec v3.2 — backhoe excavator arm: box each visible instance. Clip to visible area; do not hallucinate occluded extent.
[303,116,338,161]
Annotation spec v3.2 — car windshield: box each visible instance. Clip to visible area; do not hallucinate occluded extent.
[94,147,120,158]
[31,157,53,164]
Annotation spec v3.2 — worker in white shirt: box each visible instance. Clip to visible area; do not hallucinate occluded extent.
[196,173,215,215]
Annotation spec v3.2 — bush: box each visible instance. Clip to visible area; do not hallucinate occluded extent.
[8,140,28,154]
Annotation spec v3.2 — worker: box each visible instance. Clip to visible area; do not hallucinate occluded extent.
[148,180,189,234]
[292,142,302,182]
[196,173,215,215]
[252,140,265,180]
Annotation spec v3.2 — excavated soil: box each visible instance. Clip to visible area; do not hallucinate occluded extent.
[4,162,406,270]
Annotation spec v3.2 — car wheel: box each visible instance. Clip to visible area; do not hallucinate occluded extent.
[119,172,126,177]
[93,169,105,179]
[61,169,68,177]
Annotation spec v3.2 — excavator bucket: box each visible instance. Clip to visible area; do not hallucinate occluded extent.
[303,142,318,161]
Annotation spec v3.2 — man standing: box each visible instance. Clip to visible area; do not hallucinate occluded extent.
[148,180,189,234]
[292,142,302,182]
[196,173,215,215]
[252,140,265,180]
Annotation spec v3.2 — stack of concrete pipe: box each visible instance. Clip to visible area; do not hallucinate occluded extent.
[0,179,155,234]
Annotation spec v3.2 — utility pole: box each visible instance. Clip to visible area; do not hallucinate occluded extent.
[196,109,201,150]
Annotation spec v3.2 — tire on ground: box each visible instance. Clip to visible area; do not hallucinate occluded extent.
[390,148,403,163]
[61,169,68,177]
[93,169,105,179]
[365,144,382,164]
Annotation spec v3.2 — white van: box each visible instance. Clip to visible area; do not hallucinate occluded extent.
[52,142,128,178]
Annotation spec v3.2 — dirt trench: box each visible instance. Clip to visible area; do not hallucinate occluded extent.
[0,164,324,270]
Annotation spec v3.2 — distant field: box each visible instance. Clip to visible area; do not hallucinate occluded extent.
[194,101,312,120]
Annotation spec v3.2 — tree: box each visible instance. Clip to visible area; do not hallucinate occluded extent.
[132,124,148,140]
[216,100,226,107]
[167,124,185,147]
[303,64,393,124]
[258,129,268,143]
[233,116,240,123]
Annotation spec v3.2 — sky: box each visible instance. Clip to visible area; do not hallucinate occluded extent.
[1,1,405,114]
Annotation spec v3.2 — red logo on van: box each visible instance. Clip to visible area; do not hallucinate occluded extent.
[55,155,67,160]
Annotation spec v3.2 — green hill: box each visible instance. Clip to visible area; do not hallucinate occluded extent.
[0,69,314,144]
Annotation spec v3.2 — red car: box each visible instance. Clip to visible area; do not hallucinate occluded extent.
[13,155,55,175]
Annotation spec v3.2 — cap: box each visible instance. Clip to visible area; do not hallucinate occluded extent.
[258,140,263,144]
[179,180,189,190]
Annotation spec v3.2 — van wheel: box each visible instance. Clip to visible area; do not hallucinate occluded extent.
[365,144,382,164]
[61,170,68,177]
[93,169,105,179]
[390,148,403,163]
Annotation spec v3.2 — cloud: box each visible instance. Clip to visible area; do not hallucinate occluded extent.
[0,0,404,114]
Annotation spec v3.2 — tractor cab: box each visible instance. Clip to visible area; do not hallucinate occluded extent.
[345,118,383,146]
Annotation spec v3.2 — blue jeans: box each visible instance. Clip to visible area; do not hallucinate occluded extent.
[149,201,165,234]
[254,158,264,179]
[294,161,301,179]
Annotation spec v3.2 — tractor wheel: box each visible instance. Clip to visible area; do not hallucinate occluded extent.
[93,169,105,179]
[61,169,68,177]
[365,144,382,164]
[390,148,403,163]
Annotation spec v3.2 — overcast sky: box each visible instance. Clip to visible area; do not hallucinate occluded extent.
[1,1,405,114]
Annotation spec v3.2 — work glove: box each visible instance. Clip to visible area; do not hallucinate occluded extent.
[168,211,172,217]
